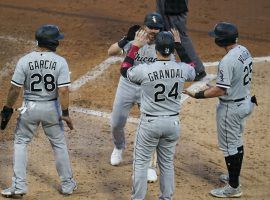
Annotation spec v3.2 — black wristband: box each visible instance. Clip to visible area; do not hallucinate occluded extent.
[194,91,205,99]
[118,36,129,49]
[62,109,69,116]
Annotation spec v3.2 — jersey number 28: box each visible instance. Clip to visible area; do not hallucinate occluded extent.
[30,73,56,92]
[154,82,179,102]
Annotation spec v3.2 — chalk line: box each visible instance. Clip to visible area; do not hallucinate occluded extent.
[69,56,123,91]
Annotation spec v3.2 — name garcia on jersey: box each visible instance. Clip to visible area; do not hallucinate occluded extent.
[29,60,57,71]
[148,68,183,82]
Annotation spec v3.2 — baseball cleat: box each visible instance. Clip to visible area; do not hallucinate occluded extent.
[61,180,77,195]
[210,184,242,198]
[110,147,123,166]
[1,187,26,198]
[147,168,158,183]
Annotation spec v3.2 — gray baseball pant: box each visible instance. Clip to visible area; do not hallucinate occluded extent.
[11,100,75,192]
[131,115,180,200]
[216,98,254,156]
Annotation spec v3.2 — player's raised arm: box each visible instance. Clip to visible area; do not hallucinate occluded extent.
[120,29,148,77]
[170,28,195,66]
[108,25,141,56]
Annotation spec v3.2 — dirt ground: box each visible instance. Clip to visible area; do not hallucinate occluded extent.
[0,0,269,199]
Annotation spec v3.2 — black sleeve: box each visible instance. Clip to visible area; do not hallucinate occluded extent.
[174,42,192,63]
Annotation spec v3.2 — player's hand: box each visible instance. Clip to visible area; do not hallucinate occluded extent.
[182,90,195,98]
[60,116,74,130]
[133,29,148,48]
[170,28,181,43]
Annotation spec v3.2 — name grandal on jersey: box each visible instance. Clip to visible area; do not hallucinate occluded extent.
[148,68,183,82]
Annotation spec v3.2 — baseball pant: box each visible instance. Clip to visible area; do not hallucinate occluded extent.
[111,77,141,149]
[216,97,254,157]
[12,100,75,192]
[131,115,180,200]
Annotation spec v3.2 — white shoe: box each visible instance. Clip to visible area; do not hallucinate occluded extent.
[110,148,123,166]
[1,187,26,198]
[147,168,157,183]
[210,183,242,198]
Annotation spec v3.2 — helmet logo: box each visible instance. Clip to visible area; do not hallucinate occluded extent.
[165,48,170,54]
[152,16,157,23]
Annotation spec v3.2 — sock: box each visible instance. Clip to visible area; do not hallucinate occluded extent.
[225,146,244,188]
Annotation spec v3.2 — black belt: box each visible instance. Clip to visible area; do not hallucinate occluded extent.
[219,97,246,103]
[25,98,57,102]
[145,113,179,117]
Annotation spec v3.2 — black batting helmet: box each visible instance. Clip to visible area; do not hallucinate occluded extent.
[155,31,175,56]
[208,22,238,47]
[35,24,64,51]
[144,12,164,30]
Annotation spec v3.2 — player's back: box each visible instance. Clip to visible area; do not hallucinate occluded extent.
[12,51,70,101]
[219,45,253,101]
[139,60,195,115]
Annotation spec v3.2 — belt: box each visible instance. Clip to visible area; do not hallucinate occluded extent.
[25,98,57,102]
[145,113,179,117]
[219,97,246,103]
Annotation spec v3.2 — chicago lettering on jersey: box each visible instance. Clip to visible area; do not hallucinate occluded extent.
[135,53,157,63]
[238,50,251,64]
[29,60,57,71]
[148,68,183,82]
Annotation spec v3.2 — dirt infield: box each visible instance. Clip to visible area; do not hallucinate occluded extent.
[0,0,269,199]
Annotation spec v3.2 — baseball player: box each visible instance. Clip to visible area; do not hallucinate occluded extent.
[184,22,258,198]
[108,12,165,182]
[156,0,207,81]
[120,29,195,200]
[108,12,193,182]
[0,25,77,197]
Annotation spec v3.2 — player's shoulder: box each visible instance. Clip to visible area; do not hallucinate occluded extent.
[16,51,36,65]
[50,52,68,65]
[221,45,250,64]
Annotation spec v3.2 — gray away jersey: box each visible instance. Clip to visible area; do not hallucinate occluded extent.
[127,61,195,115]
[11,51,71,101]
[216,45,253,101]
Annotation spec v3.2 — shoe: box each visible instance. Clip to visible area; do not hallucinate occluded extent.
[61,180,77,195]
[147,168,157,183]
[1,187,26,198]
[194,71,207,81]
[110,147,123,166]
[219,174,229,184]
[210,184,242,198]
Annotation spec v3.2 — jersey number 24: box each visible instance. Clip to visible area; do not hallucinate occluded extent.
[154,82,179,102]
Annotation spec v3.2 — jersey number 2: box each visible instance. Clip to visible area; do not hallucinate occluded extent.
[243,62,252,86]
[154,82,179,102]
[30,73,56,92]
